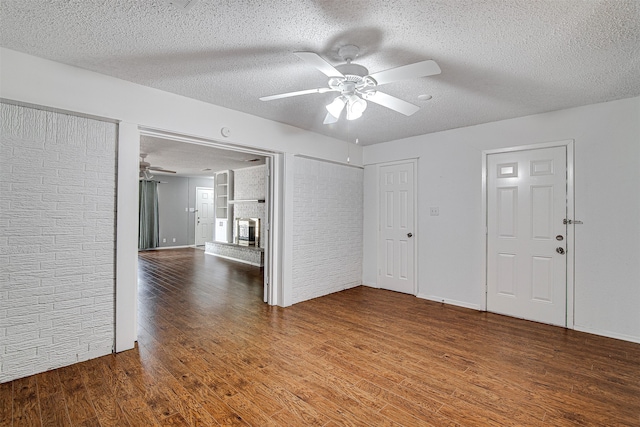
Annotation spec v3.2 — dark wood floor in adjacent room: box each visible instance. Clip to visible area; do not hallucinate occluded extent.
[2,248,640,426]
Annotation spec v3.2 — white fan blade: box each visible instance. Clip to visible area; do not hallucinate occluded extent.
[365,91,421,116]
[367,60,441,86]
[294,52,345,78]
[259,87,334,101]
[323,112,339,125]
[149,167,176,173]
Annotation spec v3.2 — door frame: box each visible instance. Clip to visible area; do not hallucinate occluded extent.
[375,158,419,295]
[137,127,281,307]
[194,186,214,246]
[482,139,575,329]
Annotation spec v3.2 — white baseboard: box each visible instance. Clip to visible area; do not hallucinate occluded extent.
[573,325,640,344]
[140,245,192,251]
[417,294,482,311]
[361,281,379,288]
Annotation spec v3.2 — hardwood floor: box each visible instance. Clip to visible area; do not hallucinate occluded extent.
[2,248,640,426]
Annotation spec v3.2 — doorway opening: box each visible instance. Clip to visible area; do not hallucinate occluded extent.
[136,128,279,307]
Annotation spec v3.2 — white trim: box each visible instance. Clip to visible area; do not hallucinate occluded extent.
[115,122,139,352]
[136,128,284,306]
[481,139,575,328]
[362,281,380,288]
[0,98,119,123]
[573,325,640,345]
[139,127,277,156]
[294,153,364,169]
[417,294,482,311]
[565,142,575,329]
[281,153,295,307]
[375,158,419,295]
[140,245,193,251]
[267,154,284,306]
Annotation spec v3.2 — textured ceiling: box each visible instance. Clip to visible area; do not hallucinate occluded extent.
[1,0,639,146]
[140,136,265,177]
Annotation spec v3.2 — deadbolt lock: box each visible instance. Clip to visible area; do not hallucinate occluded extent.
[556,235,563,241]
[407,233,413,238]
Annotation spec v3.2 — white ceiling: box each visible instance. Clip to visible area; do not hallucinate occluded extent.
[1,1,639,146]
[140,136,265,177]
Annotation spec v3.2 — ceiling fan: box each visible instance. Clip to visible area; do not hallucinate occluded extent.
[260,45,441,124]
[139,153,176,180]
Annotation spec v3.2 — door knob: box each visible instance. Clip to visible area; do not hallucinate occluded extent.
[407,233,413,238]
[556,247,565,255]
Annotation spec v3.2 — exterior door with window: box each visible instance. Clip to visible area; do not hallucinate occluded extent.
[487,146,567,326]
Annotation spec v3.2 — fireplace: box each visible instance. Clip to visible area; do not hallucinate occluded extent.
[235,218,259,247]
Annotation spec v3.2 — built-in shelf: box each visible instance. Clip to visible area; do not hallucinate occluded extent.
[228,199,265,204]
[214,170,234,242]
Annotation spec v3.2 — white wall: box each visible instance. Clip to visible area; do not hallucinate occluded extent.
[0,48,364,368]
[155,175,189,247]
[152,175,215,248]
[363,96,640,343]
[0,103,117,382]
[291,157,363,304]
[0,48,363,166]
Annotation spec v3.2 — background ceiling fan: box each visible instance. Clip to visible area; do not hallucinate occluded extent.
[260,45,441,124]
[139,153,176,179]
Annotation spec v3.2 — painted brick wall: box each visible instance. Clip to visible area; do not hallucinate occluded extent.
[233,165,266,248]
[0,103,117,383]
[292,157,363,304]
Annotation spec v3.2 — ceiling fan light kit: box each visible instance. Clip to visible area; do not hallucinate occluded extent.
[345,95,367,121]
[260,45,441,124]
[326,96,347,118]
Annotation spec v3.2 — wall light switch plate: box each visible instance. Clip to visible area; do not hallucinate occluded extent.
[430,207,439,216]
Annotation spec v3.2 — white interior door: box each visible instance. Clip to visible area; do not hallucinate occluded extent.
[195,187,215,246]
[378,161,416,294]
[487,146,567,326]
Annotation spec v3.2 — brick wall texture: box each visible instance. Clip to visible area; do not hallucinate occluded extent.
[0,103,117,383]
[292,157,363,304]
[233,165,266,248]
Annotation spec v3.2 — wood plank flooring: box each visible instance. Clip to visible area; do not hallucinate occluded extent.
[2,248,639,426]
